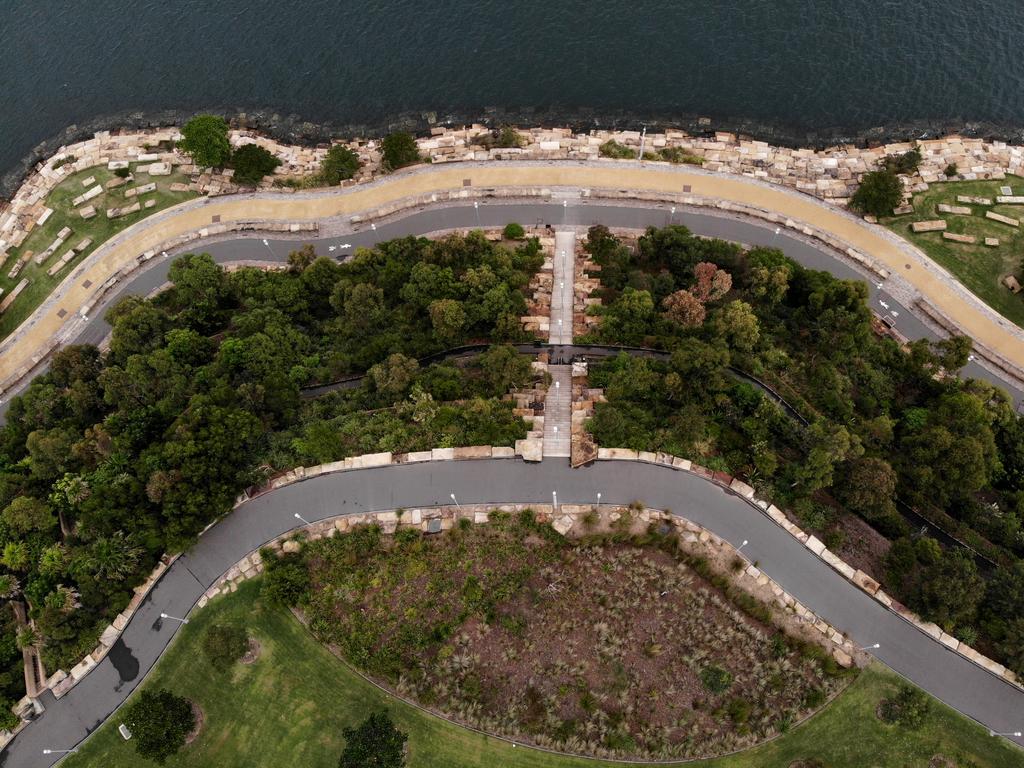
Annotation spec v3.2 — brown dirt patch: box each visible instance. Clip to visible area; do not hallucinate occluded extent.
[830,512,892,578]
[240,637,261,665]
[184,701,204,746]
[929,756,957,768]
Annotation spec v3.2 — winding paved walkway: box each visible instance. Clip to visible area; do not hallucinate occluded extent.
[4,160,1024,399]
[6,458,1024,766]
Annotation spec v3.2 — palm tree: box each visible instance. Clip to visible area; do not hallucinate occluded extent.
[0,574,20,600]
[82,531,143,581]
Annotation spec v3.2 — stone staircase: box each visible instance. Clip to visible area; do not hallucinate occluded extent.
[543,365,572,457]
[544,229,575,459]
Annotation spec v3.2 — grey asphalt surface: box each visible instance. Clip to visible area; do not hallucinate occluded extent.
[0,200,1020,421]
[4,202,1024,765]
[7,459,1024,767]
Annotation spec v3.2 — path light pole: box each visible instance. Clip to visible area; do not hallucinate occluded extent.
[638,125,647,160]
[858,643,880,651]
[669,206,676,225]
[473,201,481,228]
[596,492,601,508]
[736,539,749,555]
[990,730,1022,737]
[43,748,78,755]
[450,493,461,510]
[159,612,189,625]
[552,490,558,511]
[262,238,274,257]
[770,227,781,246]
[294,512,312,527]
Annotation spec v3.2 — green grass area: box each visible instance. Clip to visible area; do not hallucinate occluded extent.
[0,163,198,341]
[882,174,1024,328]
[64,579,1024,768]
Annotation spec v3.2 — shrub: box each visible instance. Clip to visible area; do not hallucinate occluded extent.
[114,167,131,179]
[339,711,407,768]
[51,154,76,170]
[0,700,19,731]
[850,169,903,218]
[700,664,733,693]
[321,144,361,185]
[495,126,524,148]
[231,143,281,185]
[201,623,249,672]
[944,162,958,178]
[502,222,525,240]
[381,132,421,171]
[179,114,231,168]
[123,688,195,763]
[261,549,308,605]
[658,146,704,165]
[726,697,751,724]
[882,148,922,175]
[878,685,930,729]
[803,686,826,708]
[599,140,637,159]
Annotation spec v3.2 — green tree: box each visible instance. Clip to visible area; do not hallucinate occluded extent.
[913,550,983,632]
[369,354,419,400]
[662,289,705,327]
[601,288,655,344]
[74,531,143,582]
[381,132,421,172]
[167,253,229,332]
[473,346,531,397]
[202,623,249,672]
[339,711,407,768]
[287,244,318,274]
[838,457,898,521]
[850,169,903,217]
[321,144,361,185]
[230,143,280,185]
[428,299,466,345]
[715,300,761,352]
[179,115,231,168]
[878,685,930,729]
[1,496,57,535]
[123,688,195,763]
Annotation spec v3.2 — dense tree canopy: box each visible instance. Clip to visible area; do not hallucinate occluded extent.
[0,231,542,701]
[179,114,231,168]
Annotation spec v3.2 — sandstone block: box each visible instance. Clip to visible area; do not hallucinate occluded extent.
[942,232,976,244]
[937,203,971,215]
[985,237,1000,246]
[515,438,543,462]
[986,211,1019,227]
[911,220,946,233]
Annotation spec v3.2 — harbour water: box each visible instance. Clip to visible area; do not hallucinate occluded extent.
[2,0,1023,191]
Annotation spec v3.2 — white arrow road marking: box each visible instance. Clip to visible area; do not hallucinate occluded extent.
[879,300,890,310]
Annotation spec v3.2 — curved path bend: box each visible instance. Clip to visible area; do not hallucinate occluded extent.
[3,160,1024,401]
[1,200,1022,421]
[6,458,1024,767]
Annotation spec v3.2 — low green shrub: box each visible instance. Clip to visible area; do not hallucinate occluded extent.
[502,222,525,240]
[599,140,637,159]
[201,623,249,672]
[878,685,930,729]
[700,664,733,693]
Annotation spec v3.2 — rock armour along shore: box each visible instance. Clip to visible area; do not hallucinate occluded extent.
[4,123,1023,267]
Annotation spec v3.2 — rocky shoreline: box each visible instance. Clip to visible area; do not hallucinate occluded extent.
[5,105,1024,200]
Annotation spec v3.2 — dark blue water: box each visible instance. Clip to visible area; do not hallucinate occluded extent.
[2,0,1023,187]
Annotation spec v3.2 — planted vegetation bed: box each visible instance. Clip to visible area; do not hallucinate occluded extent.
[578,224,1024,682]
[63,579,1024,768]
[286,512,845,761]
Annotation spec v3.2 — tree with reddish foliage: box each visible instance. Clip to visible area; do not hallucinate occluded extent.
[691,262,732,302]
[663,289,706,328]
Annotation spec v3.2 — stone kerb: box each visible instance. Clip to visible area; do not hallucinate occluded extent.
[593,449,1024,692]
[200,501,859,671]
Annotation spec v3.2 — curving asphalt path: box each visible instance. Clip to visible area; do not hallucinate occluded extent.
[1,201,1020,422]
[3,202,1024,765]
[6,458,1024,766]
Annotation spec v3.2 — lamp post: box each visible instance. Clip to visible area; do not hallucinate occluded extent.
[294,512,312,527]
[42,748,78,755]
[596,492,602,507]
[552,490,558,510]
[473,201,480,228]
[159,612,189,625]
[450,493,461,509]
[990,730,1023,738]
[736,539,749,555]
[858,643,880,651]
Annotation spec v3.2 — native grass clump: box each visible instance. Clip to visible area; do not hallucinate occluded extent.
[283,513,844,761]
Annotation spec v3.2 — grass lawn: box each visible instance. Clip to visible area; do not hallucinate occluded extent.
[63,579,1024,768]
[882,174,1024,328]
[0,163,197,341]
